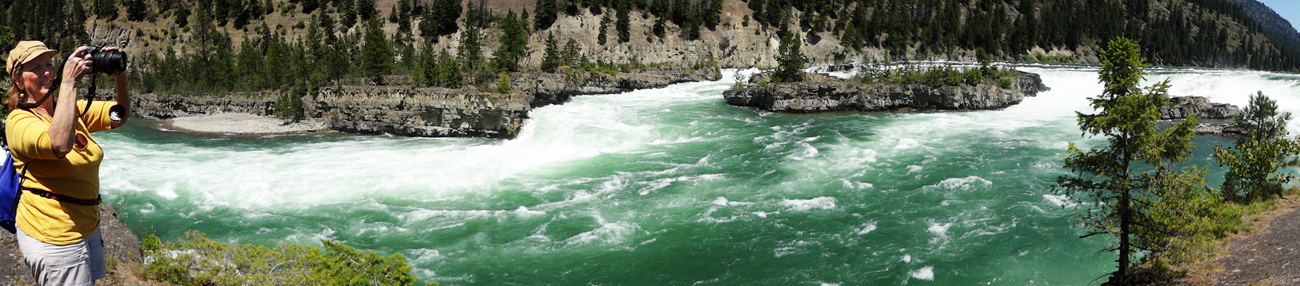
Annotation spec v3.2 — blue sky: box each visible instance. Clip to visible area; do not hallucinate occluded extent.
[1259,0,1300,32]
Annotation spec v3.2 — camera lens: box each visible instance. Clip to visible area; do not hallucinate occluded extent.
[91,50,127,74]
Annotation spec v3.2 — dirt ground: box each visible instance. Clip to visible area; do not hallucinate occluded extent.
[1184,193,1300,285]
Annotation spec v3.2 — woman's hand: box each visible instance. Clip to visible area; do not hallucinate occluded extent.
[101,47,126,81]
[62,46,93,83]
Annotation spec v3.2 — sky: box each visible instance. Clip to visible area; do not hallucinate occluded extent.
[1258,0,1300,32]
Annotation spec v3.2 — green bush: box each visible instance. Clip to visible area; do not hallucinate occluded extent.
[852,62,1020,88]
[142,231,431,286]
[496,72,512,94]
[274,88,305,121]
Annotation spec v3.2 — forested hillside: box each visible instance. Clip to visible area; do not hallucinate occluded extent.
[1,0,1298,98]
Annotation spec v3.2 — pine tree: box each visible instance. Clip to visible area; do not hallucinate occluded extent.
[340,0,358,28]
[492,10,529,72]
[411,46,432,86]
[535,0,558,30]
[438,49,463,88]
[774,29,803,83]
[398,0,412,32]
[361,18,394,84]
[358,0,378,21]
[563,38,581,66]
[598,15,609,45]
[459,26,483,73]
[616,0,630,43]
[1215,92,1300,203]
[1057,37,1198,285]
[541,32,562,72]
[95,0,119,20]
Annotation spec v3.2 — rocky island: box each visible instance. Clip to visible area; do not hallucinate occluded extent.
[722,69,1049,113]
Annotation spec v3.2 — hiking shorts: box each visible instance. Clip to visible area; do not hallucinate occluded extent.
[16,227,106,285]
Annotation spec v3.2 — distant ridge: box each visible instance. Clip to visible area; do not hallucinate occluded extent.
[1226,0,1300,48]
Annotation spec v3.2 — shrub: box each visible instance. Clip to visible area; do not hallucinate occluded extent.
[496,72,512,94]
[142,231,430,285]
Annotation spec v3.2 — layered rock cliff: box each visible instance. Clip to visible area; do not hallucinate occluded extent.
[722,71,1048,113]
[132,67,721,138]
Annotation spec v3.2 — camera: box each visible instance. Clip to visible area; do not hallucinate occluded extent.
[83,45,127,74]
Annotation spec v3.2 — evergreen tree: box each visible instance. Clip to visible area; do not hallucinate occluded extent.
[358,0,378,21]
[95,0,119,20]
[1057,38,1199,285]
[598,15,609,45]
[535,0,558,30]
[773,29,803,83]
[361,18,394,84]
[125,0,149,21]
[563,38,581,66]
[541,32,562,72]
[437,49,463,88]
[411,46,434,86]
[616,0,630,43]
[339,0,358,28]
[398,0,412,32]
[459,26,484,73]
[1215,92,1300,203]
[492,10,529,72]
[173,1,191,27]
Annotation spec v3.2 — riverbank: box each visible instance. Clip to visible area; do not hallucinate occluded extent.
[167,113,329,134]
[1174,190,1300,285]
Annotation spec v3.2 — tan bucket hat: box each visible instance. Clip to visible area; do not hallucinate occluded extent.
[5,41,58,76]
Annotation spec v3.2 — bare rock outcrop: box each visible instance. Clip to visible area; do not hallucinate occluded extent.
[1160,96,1241,120]
[1158,96,1246,136]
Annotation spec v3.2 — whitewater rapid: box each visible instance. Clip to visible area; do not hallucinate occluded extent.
[90,65,1299,284]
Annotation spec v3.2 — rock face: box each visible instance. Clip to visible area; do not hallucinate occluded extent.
[132,67,721,138]
[1160,96,1241,120]
[722,71,1049,112]
[306,86,530,138]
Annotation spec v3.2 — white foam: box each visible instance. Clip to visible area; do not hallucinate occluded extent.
[894,138,922,149]
[936,176,993,191]
[910,266,935,281]
[1043,194,1077,208]
[928,222,952,237]
[711,197,729,206]
[155,181,179,200]
[857,221,878,235]
[779,197,838,211]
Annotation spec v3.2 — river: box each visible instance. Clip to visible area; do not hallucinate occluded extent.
[95,65,1300,285]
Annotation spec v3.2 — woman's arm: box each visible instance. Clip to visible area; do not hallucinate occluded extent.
[110,70,130,128]
[49,46,92,158]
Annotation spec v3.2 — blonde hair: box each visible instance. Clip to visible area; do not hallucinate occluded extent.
[6,68,19,112]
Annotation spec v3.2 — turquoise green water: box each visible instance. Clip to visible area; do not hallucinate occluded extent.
[91,66,1299,285]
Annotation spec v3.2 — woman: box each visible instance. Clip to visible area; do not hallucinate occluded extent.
[5,40,130,285]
